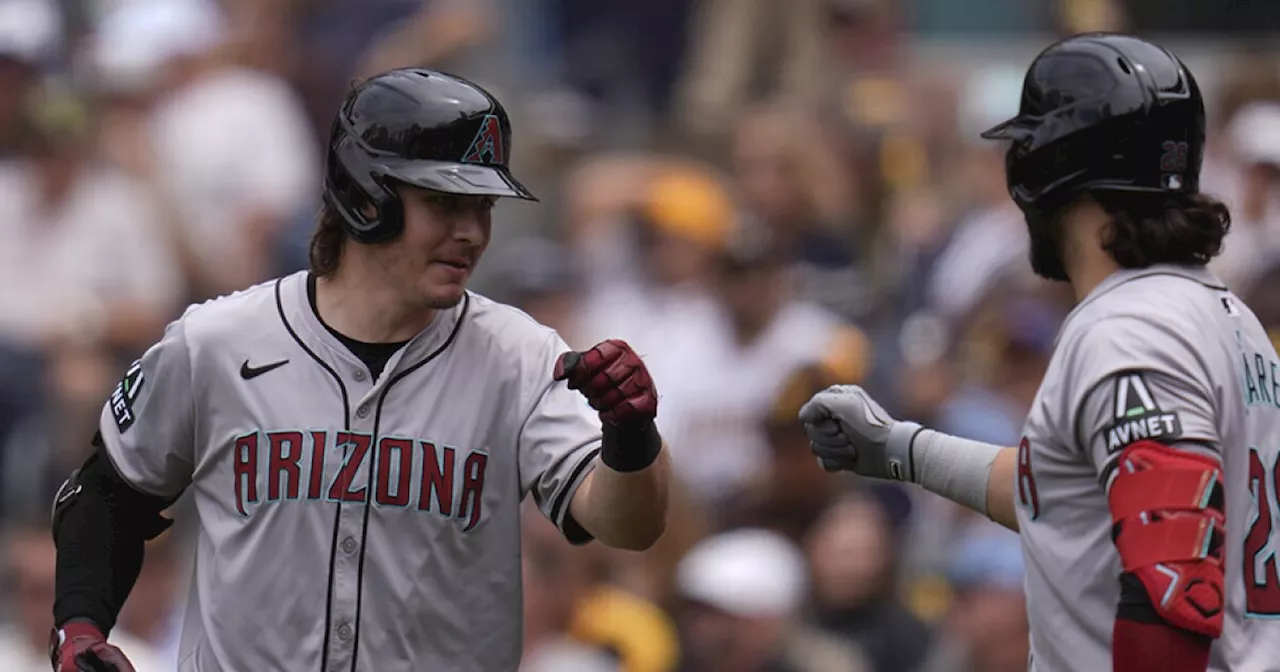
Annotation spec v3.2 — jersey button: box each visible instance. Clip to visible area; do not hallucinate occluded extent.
[341,537,357,554]
[353,369,366,382]
[337,624,352,641]
[356,404,370,418]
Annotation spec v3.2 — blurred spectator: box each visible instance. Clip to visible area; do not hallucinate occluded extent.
[488,235,584,341]
[729,102,867,320]
[86,0,318,301]
[0,82,184,514]
[551,0,697,139]
[673,0,828,142]
[0,85,182,354]
[920,527,1029,672]
[653,220,870,510]
[1207,100,1280,294]
[570,158,731,353]
[804,494,932,672]
[902,278,1063,583]
[925,67,1027,326]
[937,283,1060,447]
[1242,258,1280,353]
[868,65,1023,419]
[724,362,851,544]
[521,502,679,672]
[0,0,61,159]
[0,517,166,671]
[674,528,868,672]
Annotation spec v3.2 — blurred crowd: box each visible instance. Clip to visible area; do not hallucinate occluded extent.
[0,0,1279,671]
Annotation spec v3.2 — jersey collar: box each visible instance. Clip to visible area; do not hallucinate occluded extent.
[1060,264,1227,335]
[279,271,467,378]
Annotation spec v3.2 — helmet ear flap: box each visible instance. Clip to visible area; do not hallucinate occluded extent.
[324,134,406,244]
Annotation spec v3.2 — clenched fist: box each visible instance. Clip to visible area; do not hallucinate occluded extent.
[798,385,921,481]
[555,339,661,472]
[554,339,657,425]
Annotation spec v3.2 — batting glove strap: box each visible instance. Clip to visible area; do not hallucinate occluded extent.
[600,420,662,473]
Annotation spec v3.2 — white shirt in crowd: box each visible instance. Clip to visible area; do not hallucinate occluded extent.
[0,162,183,346]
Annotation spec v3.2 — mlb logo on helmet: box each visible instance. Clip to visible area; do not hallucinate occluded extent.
[462,114,505,165]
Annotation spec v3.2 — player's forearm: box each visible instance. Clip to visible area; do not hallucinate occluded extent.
[985,446,1020,531]
[571,442,671,551]
[908,429,1018,531]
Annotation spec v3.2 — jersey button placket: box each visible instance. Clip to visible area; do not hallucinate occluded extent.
[356,403,370,418]
[353,369,366,382]
[341,537,357,554]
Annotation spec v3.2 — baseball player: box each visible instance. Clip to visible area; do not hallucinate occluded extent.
[800,34,1280,672]
[48,68,671,671]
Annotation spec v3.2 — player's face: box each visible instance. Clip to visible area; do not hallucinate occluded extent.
[391,187,495,309]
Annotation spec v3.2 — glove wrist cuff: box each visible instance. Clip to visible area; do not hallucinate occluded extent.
[885,420,925,482]
[600,420,662,473]
[56,621,104,643]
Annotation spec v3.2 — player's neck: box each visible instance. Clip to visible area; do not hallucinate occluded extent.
[314,265,437,344]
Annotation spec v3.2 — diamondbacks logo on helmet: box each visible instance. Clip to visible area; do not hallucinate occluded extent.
[462,114,504,165]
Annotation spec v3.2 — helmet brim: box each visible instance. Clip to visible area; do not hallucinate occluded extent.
[378,159,539,202]
[980,116,1032,141]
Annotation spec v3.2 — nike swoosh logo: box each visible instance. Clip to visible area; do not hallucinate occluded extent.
[240,359,289,380]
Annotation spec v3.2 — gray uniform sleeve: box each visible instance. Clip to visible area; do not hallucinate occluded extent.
[517,331,602,539]
[1063,315,1220,485]
[97,316,197,498]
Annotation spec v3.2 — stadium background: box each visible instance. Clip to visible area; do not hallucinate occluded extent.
[0,0,1279,670]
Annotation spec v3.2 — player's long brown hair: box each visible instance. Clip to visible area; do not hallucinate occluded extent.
[1094,191,1232,268]
[309,205,346,278]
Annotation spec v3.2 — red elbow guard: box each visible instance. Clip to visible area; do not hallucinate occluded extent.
[1108,440,1226,639]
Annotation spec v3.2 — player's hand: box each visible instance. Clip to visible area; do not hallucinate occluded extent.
[554,339,657,425]
[798,385,921,480]
[50,622,136,672]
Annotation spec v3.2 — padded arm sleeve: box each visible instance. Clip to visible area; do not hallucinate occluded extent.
[52,440,177,632]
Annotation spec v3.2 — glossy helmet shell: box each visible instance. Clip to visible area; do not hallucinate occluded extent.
[982,33,1204,217]
[323,68,537,244]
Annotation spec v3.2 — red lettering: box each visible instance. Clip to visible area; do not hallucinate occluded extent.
[1017,437,1041,520]
[307,430,327,499]
[418,442,454,516]
[267,431,304,501]
[327,432,371,503]
[375,438,413,507]
[459,451,488,532]
[233,433,259,517]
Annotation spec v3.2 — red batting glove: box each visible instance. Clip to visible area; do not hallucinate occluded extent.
[51,622,136,672]
[553,339,657,425]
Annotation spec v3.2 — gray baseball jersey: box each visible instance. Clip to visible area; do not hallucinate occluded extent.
[1016,264,1280,671]
[97,271,602,671]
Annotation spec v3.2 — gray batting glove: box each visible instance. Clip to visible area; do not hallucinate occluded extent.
[798,385,923,482]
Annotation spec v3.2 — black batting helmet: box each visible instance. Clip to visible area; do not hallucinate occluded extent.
[981,33,1205,218]
[323,68,537,244]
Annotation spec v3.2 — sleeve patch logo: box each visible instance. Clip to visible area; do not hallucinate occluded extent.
[1106,373,1181,453]
[110,359,145,434]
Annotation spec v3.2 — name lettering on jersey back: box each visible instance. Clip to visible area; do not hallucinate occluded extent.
[232,430,488,531]
[1239,349,1280,411]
